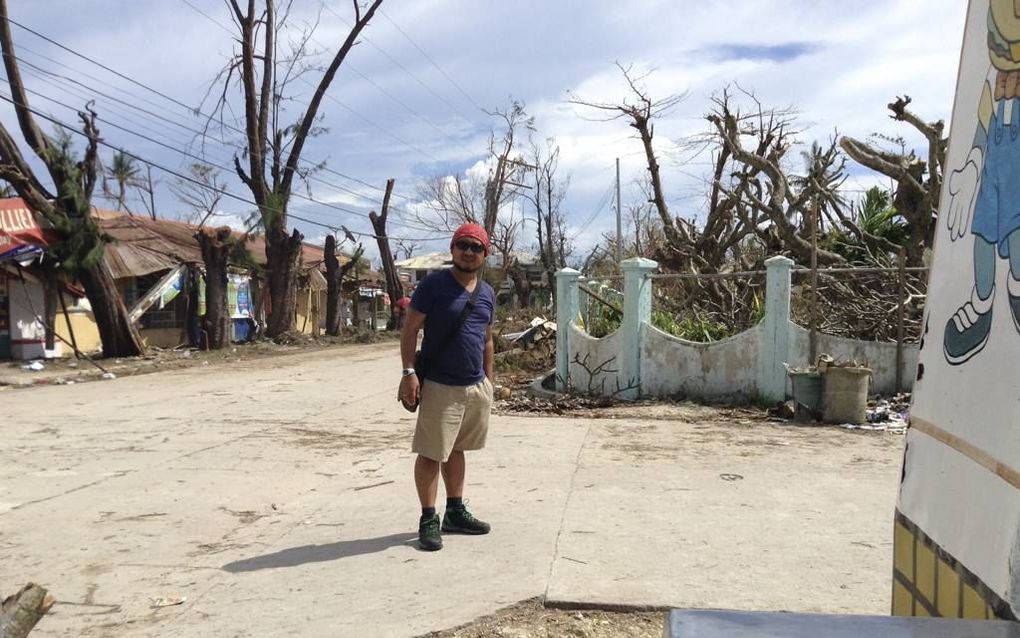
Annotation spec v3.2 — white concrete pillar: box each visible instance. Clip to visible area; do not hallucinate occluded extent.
[555,268,580,391]
[758,256,794,402]
[621,257,658,399]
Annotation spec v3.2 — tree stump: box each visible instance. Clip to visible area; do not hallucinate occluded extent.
[1,583,54,638]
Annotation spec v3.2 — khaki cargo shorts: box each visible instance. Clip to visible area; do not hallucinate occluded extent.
[412,378,493,462]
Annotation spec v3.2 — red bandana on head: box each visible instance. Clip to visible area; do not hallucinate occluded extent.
[451,223,490,255]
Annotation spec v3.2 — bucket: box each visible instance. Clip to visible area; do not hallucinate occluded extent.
[822,366,872,424]
[788,370,823,418]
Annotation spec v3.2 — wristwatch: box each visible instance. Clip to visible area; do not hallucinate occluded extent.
[401,368,416,377]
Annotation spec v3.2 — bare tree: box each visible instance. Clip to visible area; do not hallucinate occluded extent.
[706,88,848,266]
[525,138,570,301]
[840,95,946,266]
[569,64,692,263]
[135,165,159,220]
[394,238,418,260]
[170,163,227,228]
[210,0,382,337]
[368,178,402,329]
[416,100,535,304]
[0,0,144,356]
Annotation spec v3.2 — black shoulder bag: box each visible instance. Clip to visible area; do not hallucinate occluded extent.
[402,282,482,412]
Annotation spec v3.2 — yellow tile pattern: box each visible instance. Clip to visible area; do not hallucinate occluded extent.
[892,579,913,616]
[936,559,960,617]
[915,542,936,603]
[892,514,1008,620]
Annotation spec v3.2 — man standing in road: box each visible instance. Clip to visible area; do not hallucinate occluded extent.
[399,223,496,551]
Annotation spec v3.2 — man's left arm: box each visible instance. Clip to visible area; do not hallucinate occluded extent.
[484,324,494,383]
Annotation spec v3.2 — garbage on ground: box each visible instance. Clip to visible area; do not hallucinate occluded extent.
[785,355,872,425]
[101,372,117,380]
[21,361,44,372]
[504,316,556,349]
[150,596,186,608]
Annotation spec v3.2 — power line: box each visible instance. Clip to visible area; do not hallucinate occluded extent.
[570,182,616,241]
[0,89,443,243]
[6,77,442,236]
[322,3,476,125]
[12,39,433,224]
[9,15,423,205]
[378,10,486,114]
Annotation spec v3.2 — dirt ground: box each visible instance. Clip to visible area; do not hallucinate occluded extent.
[424,600,665,638]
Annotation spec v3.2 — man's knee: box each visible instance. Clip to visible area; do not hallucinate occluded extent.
[416,454,441,470]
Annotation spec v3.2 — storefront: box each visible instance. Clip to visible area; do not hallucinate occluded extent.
[0,198,60,360]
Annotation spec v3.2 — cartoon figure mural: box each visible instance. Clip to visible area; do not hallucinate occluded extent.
[895,0,1020,621]
[944,0,1020,363]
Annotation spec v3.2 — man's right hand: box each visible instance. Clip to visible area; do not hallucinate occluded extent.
[400,374,421,406]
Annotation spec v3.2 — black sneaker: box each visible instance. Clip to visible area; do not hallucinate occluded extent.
[442,505,491,535]
[418,514,443,551]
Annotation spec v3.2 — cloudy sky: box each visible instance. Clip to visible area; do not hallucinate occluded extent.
[2,0,968,264]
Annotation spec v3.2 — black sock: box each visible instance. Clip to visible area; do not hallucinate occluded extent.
[421,507,436,521]
[446,497,464,510]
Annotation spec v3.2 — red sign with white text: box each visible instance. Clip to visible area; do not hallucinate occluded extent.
[0,199,51,253]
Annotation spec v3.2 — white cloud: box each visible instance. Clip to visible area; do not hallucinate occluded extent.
[0,0,969,264]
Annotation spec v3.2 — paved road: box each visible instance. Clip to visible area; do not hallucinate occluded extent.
[1,343,904,637]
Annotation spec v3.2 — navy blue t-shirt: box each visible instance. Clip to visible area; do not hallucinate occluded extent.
[410,269,495,386]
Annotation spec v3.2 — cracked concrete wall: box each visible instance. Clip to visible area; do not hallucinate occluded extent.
[568,324,624,395]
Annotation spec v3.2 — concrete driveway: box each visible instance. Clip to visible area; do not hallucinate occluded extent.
[1,343,904,637]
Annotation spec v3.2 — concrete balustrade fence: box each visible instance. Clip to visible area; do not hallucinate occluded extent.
[555,256,919,402]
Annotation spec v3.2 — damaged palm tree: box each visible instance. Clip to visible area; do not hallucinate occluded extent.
[209,0,383,338]
[0,0,144,357]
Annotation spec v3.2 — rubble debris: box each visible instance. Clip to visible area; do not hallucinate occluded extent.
[149,596,186,608]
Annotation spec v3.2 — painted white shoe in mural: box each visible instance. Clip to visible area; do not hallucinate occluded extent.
[943,287,994,364]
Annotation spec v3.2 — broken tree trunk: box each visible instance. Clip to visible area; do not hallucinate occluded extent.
[78,258,145,358]
[264,227,303,338]
[1,583,54,638]
[368,179,402,330]
[324,235,342,336]
[324,236,362,336]
[196,227,232,350]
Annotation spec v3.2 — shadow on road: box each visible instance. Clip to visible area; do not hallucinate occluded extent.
[222,533,418,572]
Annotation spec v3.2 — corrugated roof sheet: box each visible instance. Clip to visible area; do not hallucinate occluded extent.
[92,209,339,279]
[394,252,451,270]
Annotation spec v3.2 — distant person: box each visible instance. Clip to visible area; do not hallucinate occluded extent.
[399,223,496,551]
[394,296,411,329]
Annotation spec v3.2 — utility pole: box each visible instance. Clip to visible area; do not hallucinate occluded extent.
[615,157,622,265]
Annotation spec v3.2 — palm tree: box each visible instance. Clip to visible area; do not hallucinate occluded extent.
[793,141,848,233]
[852,187,908,246]
[106,152,138,212]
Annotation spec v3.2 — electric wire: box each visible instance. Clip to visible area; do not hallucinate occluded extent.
[0,89,444,243]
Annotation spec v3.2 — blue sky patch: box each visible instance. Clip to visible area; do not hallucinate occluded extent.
[712,42,820,63]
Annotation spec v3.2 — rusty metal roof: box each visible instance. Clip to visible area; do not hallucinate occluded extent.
[92,209,337,279]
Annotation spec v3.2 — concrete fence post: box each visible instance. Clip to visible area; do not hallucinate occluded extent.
[621,258,658,400]
[555,268,581,391]
[757,256,795,402]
